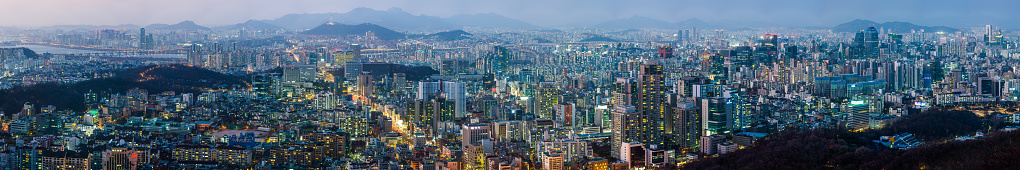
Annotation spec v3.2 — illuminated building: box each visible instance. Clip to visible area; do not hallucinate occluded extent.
[335,50,355,65]
[41,150,90,170]
[865,27,880,59]
[461,123,490,147]
[356,71,373,101]
[845,95,882,131]
[612,78,639,106]
[537,82,560,119]
[638,60,668,147]
[701,97,733,136]
[418,80,467,118]
[103,147,149,170]
[587,158,609,170]
[672,102,700,152]
[553,103,575,126]
[699,135,725,155]
[541,152,564,170]
[539,139,591,163]
[172,145,214,162]
[611,105,639,159]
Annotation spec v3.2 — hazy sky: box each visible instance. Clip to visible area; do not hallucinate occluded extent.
[2,0,1019,27]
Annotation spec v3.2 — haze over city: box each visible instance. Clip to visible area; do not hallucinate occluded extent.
[4,0,1020,27]
[0,0,1019,169]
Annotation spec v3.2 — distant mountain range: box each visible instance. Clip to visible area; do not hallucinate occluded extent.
[145,21,211,31]
[589,16,715,29]
[832,19,959,33]
[263,7,541,31]
[215,20,284,30]
[301,23,407,40]
[302,23,476,41]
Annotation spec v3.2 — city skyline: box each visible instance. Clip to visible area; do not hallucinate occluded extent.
[1,0,1019,169]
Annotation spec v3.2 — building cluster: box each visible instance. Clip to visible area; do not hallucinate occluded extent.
[1,22,1020,170]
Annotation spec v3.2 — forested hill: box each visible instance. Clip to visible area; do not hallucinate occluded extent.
[0,65,247,114]
[681,109,1013,170]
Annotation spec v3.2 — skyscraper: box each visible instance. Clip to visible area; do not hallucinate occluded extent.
[756,34,778,64]
[638,60,667,147]
[865,27,880,59]
[701,97,733,136]
[537,82,560,119]
[138,28,154,50]
[611,105,639,159]
[672,102,700,152]
[612,78,639,107]
[852,31,866,59]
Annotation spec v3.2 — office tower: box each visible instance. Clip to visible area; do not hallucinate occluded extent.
[785,45,798,59]
[611,105,640,159]
[350,43,361,59]
[708,53,727,83]
[335,50,355,65]
[979,77,1004,98]
[846,98,870,130]
[537,82,560,119]
[442,81,467,118]
[845,95,882,130]
[418,80,467,118]
[344,61,363,82]
[417,80,443,99]
[676,29,685,44]
[756,34,778,64]
[251,74,274,98]
[138,28,153,50]
[357,72,373,101]
[283,65,315,83]
[701,97,733,136]
[638,60,667,147]
[35,113,62,135]
[482,73,495,89]
[852,31,866,59]
[731,90,753,130]
[462,123,491,147]
[730,46,753,67]
[410,99,435,128]
[865,27,880,59]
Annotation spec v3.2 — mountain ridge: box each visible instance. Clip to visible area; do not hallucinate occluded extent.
[146,21,211,31]
[301,22,407,40]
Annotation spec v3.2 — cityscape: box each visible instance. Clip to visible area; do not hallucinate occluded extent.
[1,0,1020,169]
